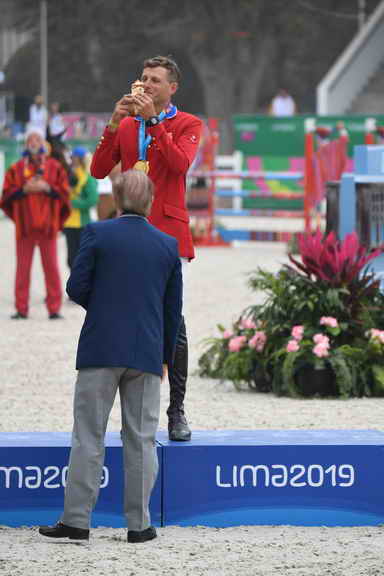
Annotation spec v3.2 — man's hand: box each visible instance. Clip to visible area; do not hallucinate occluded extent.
[162,364,168,382]
[35,178,50,193]
[131,93,157,121]
[23,177,49,194]
[109,95,136,129]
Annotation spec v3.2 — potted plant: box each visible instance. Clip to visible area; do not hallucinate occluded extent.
[198,231,384,398]
[198,315,271,392]
[274,317,370,398]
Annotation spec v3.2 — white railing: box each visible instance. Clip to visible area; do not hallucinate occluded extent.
[317,0,384,115]
[215,151,243,211]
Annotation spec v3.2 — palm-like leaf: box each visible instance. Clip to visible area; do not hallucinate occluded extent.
[290,231,383,287]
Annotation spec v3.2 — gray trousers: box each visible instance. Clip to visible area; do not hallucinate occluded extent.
[61,367,161,531]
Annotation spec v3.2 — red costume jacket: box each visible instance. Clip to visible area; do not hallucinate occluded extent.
[90,109,202,259]
[1,156,70,239]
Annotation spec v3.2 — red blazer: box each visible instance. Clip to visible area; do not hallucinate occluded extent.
[90,109,202,259]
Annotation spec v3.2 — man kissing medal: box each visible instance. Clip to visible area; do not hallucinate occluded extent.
[91,56,202,443]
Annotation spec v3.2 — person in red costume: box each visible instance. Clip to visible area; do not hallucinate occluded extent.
[91,55,202,441]
[1,128,70,319]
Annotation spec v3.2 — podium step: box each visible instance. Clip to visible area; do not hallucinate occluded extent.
[158,429,384,527]
[1,430,383,527]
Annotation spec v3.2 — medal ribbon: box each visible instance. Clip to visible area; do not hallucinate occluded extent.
[138,120,152,162]
[136,104,177,162]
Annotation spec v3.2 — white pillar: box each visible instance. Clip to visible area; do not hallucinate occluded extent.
[40,0,48,106]
[358,0,366,31]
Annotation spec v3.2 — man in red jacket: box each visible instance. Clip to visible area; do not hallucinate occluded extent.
[91,55,202,441]
[1,128,70,319]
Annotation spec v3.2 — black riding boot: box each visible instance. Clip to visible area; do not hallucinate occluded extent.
[167,316,191,441]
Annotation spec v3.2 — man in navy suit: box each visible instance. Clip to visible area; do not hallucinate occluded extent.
[39,170,182,544]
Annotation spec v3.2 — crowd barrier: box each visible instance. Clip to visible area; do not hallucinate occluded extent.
[2,429,384,528]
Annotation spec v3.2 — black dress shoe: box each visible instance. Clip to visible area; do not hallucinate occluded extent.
[39,522,89,540]
[11,312,28,319]
[49,313,64,319]
[127,526,157,543]
[168,412,191,441]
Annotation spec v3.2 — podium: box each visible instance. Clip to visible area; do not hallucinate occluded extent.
[159,429,384,526]
[0,432,161,528]
[1,430,384,527]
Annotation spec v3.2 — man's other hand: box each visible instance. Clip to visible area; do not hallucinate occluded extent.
[110,95,136,127]
[131,93,156,121]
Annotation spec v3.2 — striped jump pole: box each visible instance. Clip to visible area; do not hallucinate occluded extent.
[304,118,316,233]
[189,169,305,244]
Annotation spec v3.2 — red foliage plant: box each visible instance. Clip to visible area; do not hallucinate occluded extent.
[289,230,383,286]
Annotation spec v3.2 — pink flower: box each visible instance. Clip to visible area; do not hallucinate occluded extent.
[228,336,246,352]
[313,333,330,346]
[286,339,300,353]
[313,342,330,357]
[240,317,257,330]
[249,331,267,352]
[320,316,338,328]
[291,325,304,341]
[370,329,384,344]
[223,329,233,339]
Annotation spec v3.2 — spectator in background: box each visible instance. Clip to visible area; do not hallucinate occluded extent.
[28,94,48,135]
[48,102,66,142]
[0,127,70,319]
[269,89,296,117]
[74,115,87,139]
[63,147,98,269]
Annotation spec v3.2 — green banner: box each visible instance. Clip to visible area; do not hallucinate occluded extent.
[233,115,384,158]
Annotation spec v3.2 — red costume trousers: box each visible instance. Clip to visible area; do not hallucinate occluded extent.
[15,231,62,315]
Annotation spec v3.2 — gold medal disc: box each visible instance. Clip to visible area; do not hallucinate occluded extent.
[133,160,149,173]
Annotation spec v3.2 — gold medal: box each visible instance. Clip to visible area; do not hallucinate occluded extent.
[133,160,149,173]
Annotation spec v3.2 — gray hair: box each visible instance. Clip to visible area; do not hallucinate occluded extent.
[113,170,154,217]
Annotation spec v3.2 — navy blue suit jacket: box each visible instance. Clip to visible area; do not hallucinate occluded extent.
[66,216,182,377]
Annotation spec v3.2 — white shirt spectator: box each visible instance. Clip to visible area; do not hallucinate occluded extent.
[270,91,296,117]
[97,177,113,195]
[49,113,65,137]
[29,103,48,134]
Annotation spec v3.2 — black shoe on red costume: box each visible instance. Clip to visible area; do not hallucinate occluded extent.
[11,312,28,319]
[39,522,89,540]
[49,313,64,319]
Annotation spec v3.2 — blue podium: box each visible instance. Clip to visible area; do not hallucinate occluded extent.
[158,429,384,527]
[0,432,162,528]
[1,430,384,527]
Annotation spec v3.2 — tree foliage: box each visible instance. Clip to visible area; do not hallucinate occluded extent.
[2,0,382,149]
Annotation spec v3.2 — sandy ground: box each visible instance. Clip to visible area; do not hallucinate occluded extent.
[0,217,383,576]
